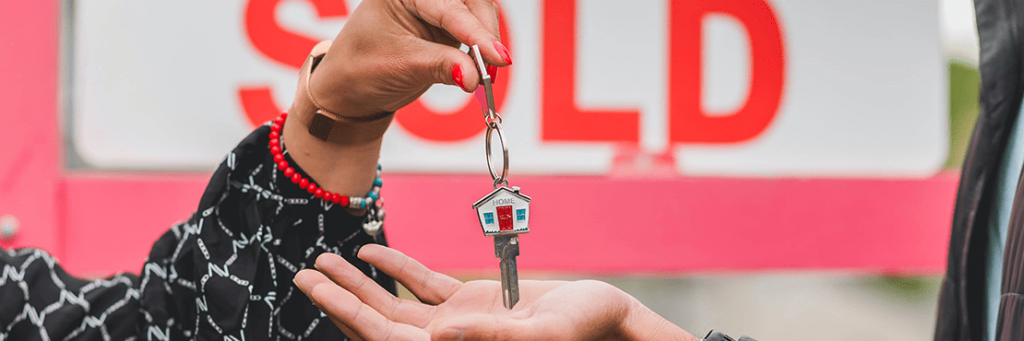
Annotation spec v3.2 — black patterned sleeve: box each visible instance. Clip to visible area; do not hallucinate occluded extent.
[0,248,140,340]
[136,123,395,341]
[0,123,395,341]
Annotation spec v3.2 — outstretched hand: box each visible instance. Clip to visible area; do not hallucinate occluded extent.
[294,244,697,341]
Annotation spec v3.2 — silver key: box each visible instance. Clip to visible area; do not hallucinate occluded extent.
[473,186,531,309]
[494,234,520,308]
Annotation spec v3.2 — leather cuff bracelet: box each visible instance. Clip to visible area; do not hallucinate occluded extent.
[296,41,395,145]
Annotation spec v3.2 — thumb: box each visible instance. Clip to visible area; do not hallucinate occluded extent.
[431,314,536,341]
[408,39,484,93]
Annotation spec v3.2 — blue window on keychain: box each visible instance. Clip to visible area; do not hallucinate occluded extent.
[516,209,526,221]
[484,212,495,225]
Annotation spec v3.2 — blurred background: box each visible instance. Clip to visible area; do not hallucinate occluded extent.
[0,0,983,340]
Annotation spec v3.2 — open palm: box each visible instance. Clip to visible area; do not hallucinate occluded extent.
[294,245,637,341]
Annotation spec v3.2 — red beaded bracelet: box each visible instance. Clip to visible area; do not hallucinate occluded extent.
[269,112,382,209]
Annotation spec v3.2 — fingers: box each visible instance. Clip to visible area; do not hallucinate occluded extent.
[464,0,500,41]
[403,0,511,66]
[314,252,435,327]
[333,318,366,341]
[464,0,502,82]
[431,314,537,341]
[295,269,430,341]
[409,39,482,93]
[294,270,364,340]
[358,244,462,305]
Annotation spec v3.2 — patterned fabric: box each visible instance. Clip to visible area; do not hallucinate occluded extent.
[0,249,139,341]
[0,124,395,340]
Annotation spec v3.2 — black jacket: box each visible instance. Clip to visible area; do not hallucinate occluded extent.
[935,0,1024,340]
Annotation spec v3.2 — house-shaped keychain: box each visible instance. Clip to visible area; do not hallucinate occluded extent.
[472,186,531,236]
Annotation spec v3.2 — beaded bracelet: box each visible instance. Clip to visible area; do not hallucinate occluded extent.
[268,112,382,210]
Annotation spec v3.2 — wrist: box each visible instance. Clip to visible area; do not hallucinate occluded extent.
[307,57,380,119]
[294,41,394,146]
[618,296,699,341]
[282,108,381,199]
[283,42,386,199]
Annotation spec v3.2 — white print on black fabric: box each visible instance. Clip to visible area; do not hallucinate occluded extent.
[0,125,392,341]
[0,249,141,341]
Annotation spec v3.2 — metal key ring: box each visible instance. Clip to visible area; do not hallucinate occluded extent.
[485,121,509,188]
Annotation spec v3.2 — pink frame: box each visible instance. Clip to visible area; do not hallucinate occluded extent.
[0,2,957,277]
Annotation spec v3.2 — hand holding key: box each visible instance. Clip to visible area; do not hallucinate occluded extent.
[309,0,509,119]
[282,0,509,203]
[294,245,699,341]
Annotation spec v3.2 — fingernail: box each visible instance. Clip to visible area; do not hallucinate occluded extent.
[486,64,498,82]
[452,64,465,90]
[438,328,465,341]
[314,253,330,270]
[309,283,324,302]
[493,41,512,65]
[293,272,310,290]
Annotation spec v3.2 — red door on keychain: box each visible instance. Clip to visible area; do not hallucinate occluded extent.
[496,206,514,232]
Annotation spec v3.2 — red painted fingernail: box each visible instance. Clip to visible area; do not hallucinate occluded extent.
[493,41,512,65]
[486,64,498,82]
[452,64,465,89]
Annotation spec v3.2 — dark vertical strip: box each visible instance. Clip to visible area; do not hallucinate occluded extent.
[937,0,1024,339]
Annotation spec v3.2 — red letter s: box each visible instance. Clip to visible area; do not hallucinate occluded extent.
[239,0,348,127]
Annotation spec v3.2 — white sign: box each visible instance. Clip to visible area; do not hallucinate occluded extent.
[72,0,945,177]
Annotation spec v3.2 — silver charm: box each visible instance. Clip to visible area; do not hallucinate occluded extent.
[363,201,385,236]
[363,219,382,236]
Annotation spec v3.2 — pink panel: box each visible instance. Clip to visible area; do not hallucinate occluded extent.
[61,173,958,277]
[385,174,958,275]
[0,1,61,253]
[62,174,208,277]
